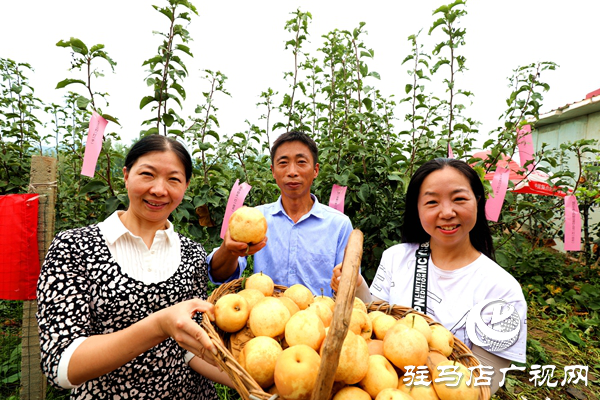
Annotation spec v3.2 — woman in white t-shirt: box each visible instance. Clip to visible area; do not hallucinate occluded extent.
[332,158,527,394]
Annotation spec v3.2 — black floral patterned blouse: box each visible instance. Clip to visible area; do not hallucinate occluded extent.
[36,225,218,399]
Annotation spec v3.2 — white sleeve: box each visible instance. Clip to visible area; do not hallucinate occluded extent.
[478,272,528,363]
[57,336,88,389]
[184,351,196,364]
[369,249,393,301]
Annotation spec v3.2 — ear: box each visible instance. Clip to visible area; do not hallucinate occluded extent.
[123,167,129,189]
[270,163,275,178]
[313,163,320,179]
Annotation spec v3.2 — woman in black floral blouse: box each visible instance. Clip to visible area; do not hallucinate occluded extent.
[37,135,230,399]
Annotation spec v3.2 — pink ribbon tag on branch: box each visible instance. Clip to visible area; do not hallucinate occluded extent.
[328,184,348,213]
[81,112,108,177]
[517,124,534,171]
[485,167,510,222]
[220,179,252,239]
[448,143,454,159]
[564,195,581,251]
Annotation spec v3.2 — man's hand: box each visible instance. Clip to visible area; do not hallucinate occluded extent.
[223,229,267,257]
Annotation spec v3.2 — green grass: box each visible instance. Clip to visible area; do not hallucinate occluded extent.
[0,300,22,399]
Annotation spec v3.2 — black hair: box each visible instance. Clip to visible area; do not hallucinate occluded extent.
[124,135,192,182]
[270,131,319,166]
[401,158,495,260]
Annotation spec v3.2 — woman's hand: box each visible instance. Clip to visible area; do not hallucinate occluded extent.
[330,263,343,293]
[330,263,363,293]
[331,263,373,303]
[155,299,217,358]
[68,298,218,386]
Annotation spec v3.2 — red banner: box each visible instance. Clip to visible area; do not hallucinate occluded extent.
[0,194,40,300]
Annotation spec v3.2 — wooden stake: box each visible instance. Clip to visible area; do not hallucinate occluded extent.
[22,156,57,400]
[311,229,363,400]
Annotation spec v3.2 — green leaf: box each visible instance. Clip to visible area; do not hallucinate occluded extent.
[105,196,122,215]
[139,96,155,110]
[80,180,105,194]
[171,82,186,99]
[76,96,90,110]
[561,327,585,347]
[101,114,120,125]
[176,44,193,57]
[55,78,86,89]
[69,37,89,55]
[358,184,370,203]
[162,113,175,127]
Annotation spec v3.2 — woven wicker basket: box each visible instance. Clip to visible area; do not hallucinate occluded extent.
[201,280,491,400]
[201,230,490,400]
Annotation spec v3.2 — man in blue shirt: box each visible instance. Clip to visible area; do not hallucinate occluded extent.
[208,131,353,296]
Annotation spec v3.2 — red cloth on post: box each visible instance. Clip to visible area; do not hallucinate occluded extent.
[0,194,40,300]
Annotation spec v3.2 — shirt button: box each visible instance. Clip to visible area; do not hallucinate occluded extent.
[151,250,155,254]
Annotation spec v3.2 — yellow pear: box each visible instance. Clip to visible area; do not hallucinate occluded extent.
[372,314,398,340]
[368,310,387,322]
[349,309,373,340]
[374,388,414,400]
[237,288,264,312]
[249,297,290,338]
[359,354,399,398]
[313,294,336,311]
[334,331,370,384]
[431,360,479,400]
[284,284,314,310]
[429,325,455,357]
[274,344,321,400]
[426,350,450,374]
[383,323,429,372]
[368,339,384,356]
[228,206,267,244]
[333,386,371,400]
[245,272,274,296]
[398,380,440,400]
[214,293,250,332]
[353,297,368,314]
[239,336,282,388]
[307,301,333,327]
[278,295,300,317]
[285,310,326,351]
[397,313,432,343]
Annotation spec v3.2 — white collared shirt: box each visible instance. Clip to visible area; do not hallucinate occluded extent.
[98,211,181,284]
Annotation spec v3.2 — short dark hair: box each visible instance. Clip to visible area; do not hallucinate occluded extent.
[401,158,495,260]
[124,135,192,182]
[270,131,319,165]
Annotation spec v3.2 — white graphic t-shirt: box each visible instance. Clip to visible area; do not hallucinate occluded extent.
[370,243,527,363]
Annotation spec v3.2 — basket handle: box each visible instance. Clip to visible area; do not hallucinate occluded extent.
[311,229,364,400]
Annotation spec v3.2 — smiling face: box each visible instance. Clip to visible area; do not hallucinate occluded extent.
[271,140,319,201]
[123,150,189,228]
[417,166,478,251]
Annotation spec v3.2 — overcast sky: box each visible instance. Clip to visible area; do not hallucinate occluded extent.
[2,1,599,148]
